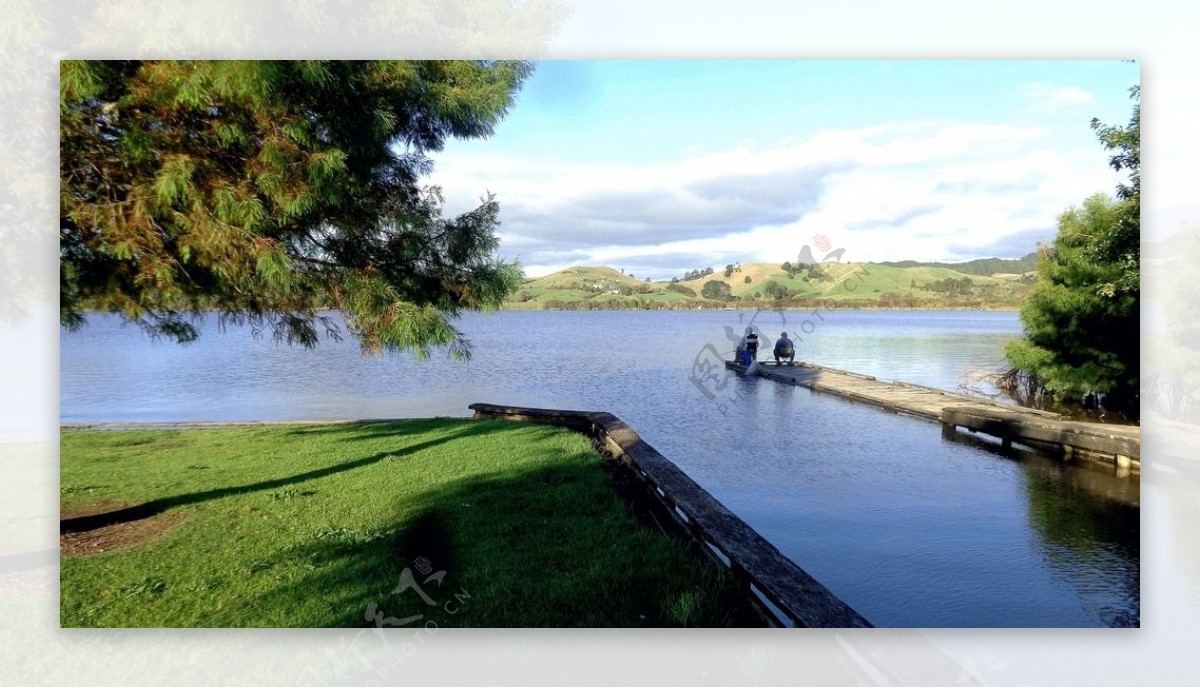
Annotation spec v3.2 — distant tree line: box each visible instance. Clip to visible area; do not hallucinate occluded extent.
[540,298,694,311]
[527,293,1024,312]
[678,267,714,281]
[878,254,1040,276]
[919,277,975,295]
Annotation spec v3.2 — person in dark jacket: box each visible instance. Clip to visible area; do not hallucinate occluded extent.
[774,331,794,365]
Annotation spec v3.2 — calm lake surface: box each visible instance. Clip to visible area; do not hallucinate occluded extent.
[60,309,1139,627]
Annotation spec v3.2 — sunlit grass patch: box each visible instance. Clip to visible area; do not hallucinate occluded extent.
[60,419,748,627]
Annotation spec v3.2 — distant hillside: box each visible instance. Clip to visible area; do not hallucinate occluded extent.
[875,253,1039,276]
[508,261,1035,311]
[508,266,665,307]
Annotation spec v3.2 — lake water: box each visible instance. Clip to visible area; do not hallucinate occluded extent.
[60,309,1139,627]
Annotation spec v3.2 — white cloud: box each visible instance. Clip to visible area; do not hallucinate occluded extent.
[429,120,1119,278]
[1022,83,1096,112]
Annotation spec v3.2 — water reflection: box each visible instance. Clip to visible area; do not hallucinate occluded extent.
[940,426,1140,507]
[941,426,1139,627]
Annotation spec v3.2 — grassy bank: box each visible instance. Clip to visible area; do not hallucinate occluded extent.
[60,419,748,627]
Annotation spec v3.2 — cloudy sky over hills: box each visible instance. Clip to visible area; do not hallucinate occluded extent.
[430,60,1139,279]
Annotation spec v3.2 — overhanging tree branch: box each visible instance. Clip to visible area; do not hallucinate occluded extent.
[60,60,531,357]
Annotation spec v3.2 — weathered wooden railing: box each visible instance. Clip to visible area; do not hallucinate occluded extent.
[468,402,873,628]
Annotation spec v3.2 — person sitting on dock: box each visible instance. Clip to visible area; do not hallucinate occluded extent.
[744,328,759,360]
[774,332,795,365]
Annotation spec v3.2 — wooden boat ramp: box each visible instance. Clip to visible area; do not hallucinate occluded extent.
[726,360,1140,471]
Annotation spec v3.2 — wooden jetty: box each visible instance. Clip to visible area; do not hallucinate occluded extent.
[727,360,1140,470]
[469,402,873,628]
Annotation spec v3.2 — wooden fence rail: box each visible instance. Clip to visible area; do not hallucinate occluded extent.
[468,402,873,629]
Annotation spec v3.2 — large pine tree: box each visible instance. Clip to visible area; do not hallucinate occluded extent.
[1005,87,1140,412]
[60,60,531,358]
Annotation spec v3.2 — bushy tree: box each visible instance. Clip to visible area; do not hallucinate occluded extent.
[1005,87,1139,410]
[700,280,731,300]
[763,280,790,300]
[1089,85,1140,299]
[60,60,531,358]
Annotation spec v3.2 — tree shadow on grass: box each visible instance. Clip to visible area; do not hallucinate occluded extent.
[246,457,758,628]
[60,421,524,534]
[278,418,475,442]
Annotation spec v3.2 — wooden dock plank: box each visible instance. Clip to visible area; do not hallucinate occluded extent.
[943,406,1140,461]
[727,360,1139,467]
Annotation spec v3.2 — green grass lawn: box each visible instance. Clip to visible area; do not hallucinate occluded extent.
[60,419,748,628]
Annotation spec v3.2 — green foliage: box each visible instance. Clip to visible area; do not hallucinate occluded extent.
[700,280,732,300]
[920,276,975,295]
[763,280,790,300]
[1006,87,1139,411]
[666,283,697,297]
[743,275,752,284]
[60,60,531,357]
[1093,86,1140,203]
[878,253,1040,276]
[1005,196,1139,407]
[1088,85,1140,298]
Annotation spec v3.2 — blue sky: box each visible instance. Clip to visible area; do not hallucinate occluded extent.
[432,60,1140,279]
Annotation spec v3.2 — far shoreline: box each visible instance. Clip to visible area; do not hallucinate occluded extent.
[498,304,1023,313]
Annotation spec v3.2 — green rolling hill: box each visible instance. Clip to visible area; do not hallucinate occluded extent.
[506,260,1037,311]
[874,252,1040,276]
